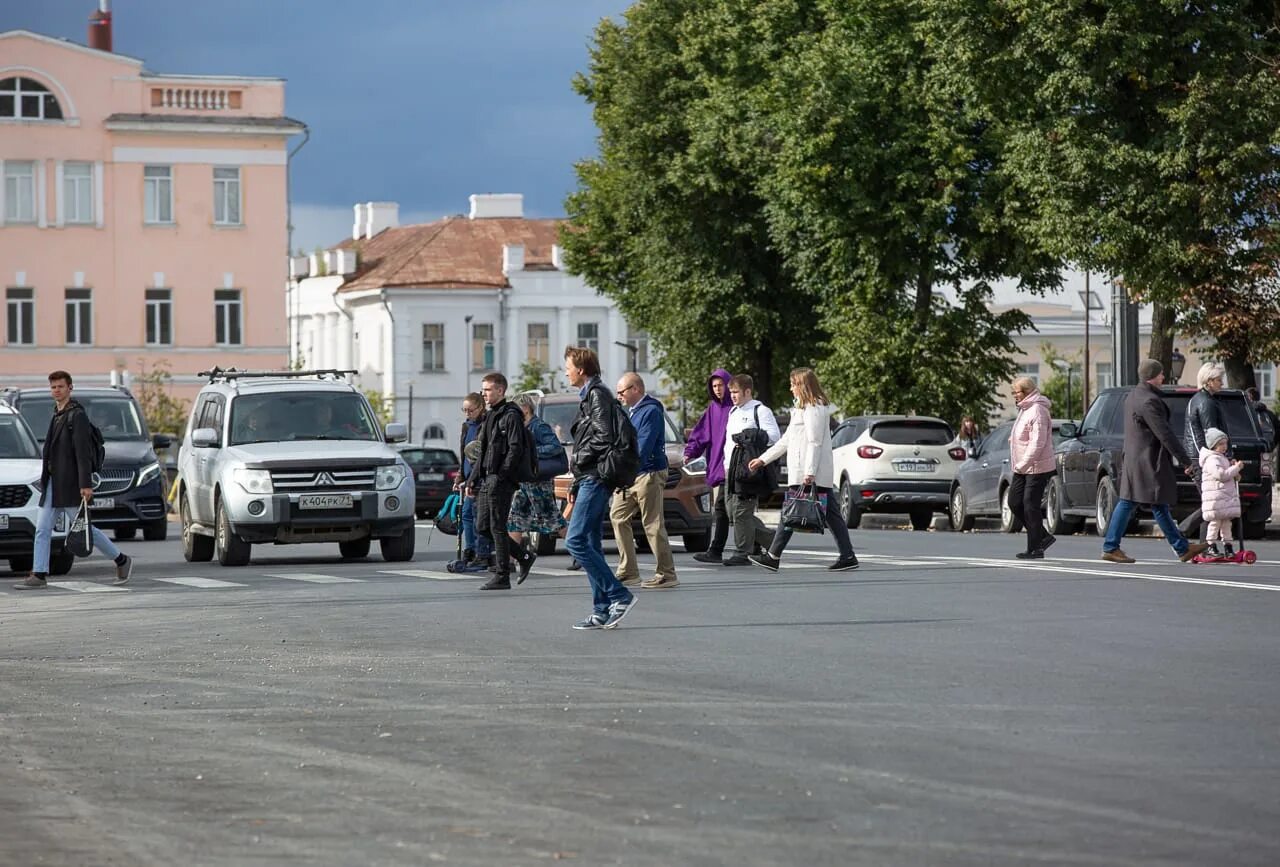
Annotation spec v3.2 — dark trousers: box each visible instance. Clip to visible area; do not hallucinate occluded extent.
[1009,471,1054,553]
[476,476,520,576]
[709,483,730,554]
[768,486,855,560]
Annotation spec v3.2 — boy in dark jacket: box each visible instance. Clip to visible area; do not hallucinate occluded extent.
[15,370,132,589]
[466,373,533,590]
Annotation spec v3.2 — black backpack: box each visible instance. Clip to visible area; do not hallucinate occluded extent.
[512,407,540,484]
[595,387,640,490]
[71,410,107,474]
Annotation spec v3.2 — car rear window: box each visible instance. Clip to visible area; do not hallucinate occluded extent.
[400,448,457,468]
[870,420,955,445]
[1165,392,1259,442]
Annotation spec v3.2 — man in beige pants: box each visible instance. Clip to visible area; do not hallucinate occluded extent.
[610,373,679,589]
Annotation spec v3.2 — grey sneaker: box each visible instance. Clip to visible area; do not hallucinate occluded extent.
[572,613,608,630]
[114,555,133,585]
[603,597,637,629]
[14,574,48,590]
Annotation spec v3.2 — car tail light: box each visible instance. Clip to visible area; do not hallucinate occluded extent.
[857,445,883,459]
[861,489,876,499]
[1261,451,1274,479]
[1243,490,1259,499]
[447,470,459,481]
[948,447,967,461]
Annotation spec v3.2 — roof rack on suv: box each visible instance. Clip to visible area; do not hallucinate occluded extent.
[197,367,358,383]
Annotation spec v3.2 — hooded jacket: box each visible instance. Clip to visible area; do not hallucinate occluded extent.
[682,368,734,488]
[1010,391,1055,475]
[1198,446,1243,521]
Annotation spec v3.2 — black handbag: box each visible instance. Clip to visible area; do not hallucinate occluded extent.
[781,486,827,534]
[68,497,95,557]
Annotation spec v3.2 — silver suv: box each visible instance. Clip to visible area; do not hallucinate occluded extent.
[176,369,416,566]
[0,402,73,575]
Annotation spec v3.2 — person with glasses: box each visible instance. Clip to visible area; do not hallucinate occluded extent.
[1008,376,1057,559]
[609,373,679,589]
[454,393,493,570]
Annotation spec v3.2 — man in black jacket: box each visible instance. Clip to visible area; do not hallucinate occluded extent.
[15,370,132,589]
[466,372,533,590]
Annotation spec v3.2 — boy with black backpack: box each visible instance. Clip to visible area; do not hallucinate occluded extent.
[723,374,781,565]
[563,346,640,629]
[15,370,133,589]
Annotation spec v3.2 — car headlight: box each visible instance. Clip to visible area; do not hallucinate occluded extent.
[233,468,273,494]
[683,456,707,475]
[136,461,162,487]
[376,464,407,491]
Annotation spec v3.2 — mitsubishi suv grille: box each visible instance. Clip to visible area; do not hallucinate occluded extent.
[0,485,33,508]
[270,467,377,492]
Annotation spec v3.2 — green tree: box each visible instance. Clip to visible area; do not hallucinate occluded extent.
[926,0,1280,386]
[363,389,393,426]
[133,359,189,437]
[1035,342,1083,420]
[515,359,550,393]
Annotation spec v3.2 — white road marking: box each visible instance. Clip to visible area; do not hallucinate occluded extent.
[263,573,363,584]
[920,555,1280,592]
[377,569,473,581]
[47,581,127,593]
[153,576,247,589]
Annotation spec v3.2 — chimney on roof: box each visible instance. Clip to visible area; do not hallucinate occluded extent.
[363,202,399,239]
[352,203,367,241]
[502,244,526,276]
[469,193,524,220]
[88,0,112,52]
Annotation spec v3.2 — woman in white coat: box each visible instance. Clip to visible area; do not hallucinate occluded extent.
[747,368,859,572]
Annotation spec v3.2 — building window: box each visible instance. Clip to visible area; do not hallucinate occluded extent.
[1096,362,1113,392]
[6,288,34,345]
[3,161,36,223]
[65,288,92,345]
[1257,362,1275,402]
[0,77,63,120]
[1015,362,1039,386]
[423,423,447,440]
[422,323,445,371]
[215,289,242,345]
[626,326,651,372]
[63,161,94,224]
[472,322,495,370]
[213,167,241,225]
[577,322,599,353]
[527,322,549,366]
[144,165,173,224]
[145,288,172,346]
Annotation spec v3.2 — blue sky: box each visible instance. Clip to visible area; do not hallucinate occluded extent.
[5,0,625,250]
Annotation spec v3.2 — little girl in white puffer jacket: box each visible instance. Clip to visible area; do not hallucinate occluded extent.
[1198,427,1244,559]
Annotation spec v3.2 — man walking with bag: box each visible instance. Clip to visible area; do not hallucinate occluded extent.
[466,373,535,591]
[15,370,132,589]
[610,372,679,590]
[722,374,781,566]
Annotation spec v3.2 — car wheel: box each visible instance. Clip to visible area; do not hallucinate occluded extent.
[1242,518,1267,540]
[839,478,862,529]
[50,548,74,576]
[948,486,975,532]
[182,494,214,562]
[1044,476,1084,536]
[380,526,416,562]
[1095,476,1117,535]
[999,485,1024,533]
[143,519,169,541]
[682,531,711,553]
[339,538,371,559]
[909,508,933,531]
[113,527,137,542]
[8,556,32,574]
[215,498,252,567]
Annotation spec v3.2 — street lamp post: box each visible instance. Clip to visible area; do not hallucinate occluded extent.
[614,340,639,373]
[1170,348,1186,385]
[1054,359,1075,422]
[464,314,473,395]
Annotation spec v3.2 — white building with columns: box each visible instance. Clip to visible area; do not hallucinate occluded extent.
[286,193,658,442]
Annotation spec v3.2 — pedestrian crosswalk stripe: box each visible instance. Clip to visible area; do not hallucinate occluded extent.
[47,581,128,593]
[263,573,363,583]
[153,576,247,589]
[377,569,472,581]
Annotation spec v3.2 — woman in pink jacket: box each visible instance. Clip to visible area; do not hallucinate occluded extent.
[1008,377,1057,559]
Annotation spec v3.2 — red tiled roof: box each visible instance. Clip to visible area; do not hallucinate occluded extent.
[335,216,562,293]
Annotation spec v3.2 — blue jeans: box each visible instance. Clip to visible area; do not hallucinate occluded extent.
[461,495,492,557]
[35,496,120,574]
[565,476,633,615]
[1103,499,1188,556]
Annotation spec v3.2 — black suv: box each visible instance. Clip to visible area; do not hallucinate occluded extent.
[1048,386,1273,539]
[5,386,172,541]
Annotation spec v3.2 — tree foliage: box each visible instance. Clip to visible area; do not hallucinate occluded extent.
[133,359,189,438]
[515,360,551,393]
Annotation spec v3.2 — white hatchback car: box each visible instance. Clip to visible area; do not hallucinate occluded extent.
[830,415,966,530]
[0,402,72,575]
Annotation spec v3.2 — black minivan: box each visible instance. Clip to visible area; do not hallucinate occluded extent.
[6,386,172,541]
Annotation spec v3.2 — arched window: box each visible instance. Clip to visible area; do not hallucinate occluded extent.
[0,77,64,120]
[422,423,447,441]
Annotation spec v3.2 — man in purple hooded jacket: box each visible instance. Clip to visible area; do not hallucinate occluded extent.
[684,368,735,563]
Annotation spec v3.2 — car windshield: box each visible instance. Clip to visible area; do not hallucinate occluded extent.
[538,400,683,445]
[870,420,955,445]
[20,396,145,442]
[229,392,380,445]
[400,448,457,468]
[0,415,40,459]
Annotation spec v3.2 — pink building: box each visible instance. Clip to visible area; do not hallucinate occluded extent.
[0,16,304,397]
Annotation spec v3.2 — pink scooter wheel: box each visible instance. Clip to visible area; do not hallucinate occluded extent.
[1243,550,1257,564]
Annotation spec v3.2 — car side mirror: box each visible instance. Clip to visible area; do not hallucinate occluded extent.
[152,433,172,450]
[1059,422,1079,439]
[384,422,407,444]
[192,427,220,448]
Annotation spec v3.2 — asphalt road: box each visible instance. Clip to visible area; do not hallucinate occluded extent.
[2,517,1279,866]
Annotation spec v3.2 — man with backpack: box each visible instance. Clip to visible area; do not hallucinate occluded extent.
[722,374,781,566]
[466,372,535,591]
[610,372,679,590]
[15,370,132,589]
[564,346,639,629]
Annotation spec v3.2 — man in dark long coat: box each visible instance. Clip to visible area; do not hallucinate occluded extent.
[1101,359,1210,564]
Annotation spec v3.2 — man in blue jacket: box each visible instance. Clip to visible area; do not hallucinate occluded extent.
[609,373,678,589]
